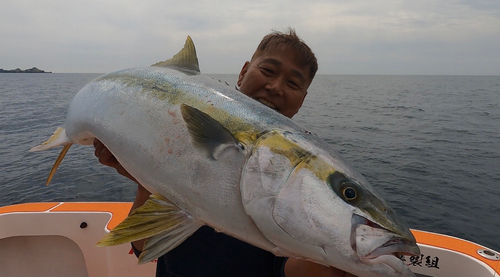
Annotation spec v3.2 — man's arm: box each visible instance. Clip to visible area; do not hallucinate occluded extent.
[285,258,356,277]
[93,138,149,251]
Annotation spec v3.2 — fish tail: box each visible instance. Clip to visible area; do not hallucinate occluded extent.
[97,193,203,264]
[30,127,73,186]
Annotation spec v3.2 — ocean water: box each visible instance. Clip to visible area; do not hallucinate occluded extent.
[1,73,499,252]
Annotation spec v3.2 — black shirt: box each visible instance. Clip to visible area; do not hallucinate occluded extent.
[133,226,287,277]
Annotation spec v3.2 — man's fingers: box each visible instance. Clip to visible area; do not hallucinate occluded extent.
[93,138,104,157]
[93,138,118,167]
[92,138,137,182]
[99,148,117,167]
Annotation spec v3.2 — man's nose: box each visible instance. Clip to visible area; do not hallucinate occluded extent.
[265,77,284,96]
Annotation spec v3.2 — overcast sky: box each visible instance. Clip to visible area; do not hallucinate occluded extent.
[2,0,499,75]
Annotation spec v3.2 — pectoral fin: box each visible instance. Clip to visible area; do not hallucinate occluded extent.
[97,193,203,264]
[44,143,72,186]
[180,104,243,160]
[30,127,69,152]
[29,127,73,186]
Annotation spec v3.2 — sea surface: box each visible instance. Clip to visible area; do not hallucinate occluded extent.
[1,73,499,252]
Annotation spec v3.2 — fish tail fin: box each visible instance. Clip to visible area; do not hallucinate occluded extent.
[96,193,203,264]
[30,127,70,151]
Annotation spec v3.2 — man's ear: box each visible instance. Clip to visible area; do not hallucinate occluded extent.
[237,61,250,87]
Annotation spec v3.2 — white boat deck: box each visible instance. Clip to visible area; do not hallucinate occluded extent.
[0,202,498,277]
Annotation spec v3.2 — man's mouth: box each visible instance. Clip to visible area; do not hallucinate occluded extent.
[257,98,278,111]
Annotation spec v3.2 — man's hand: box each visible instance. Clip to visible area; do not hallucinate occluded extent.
[93,138,137,182]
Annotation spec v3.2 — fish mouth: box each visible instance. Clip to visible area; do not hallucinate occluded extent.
[351,214,420,273]
[256,98,279,112]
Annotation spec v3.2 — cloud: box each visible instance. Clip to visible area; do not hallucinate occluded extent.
[1,0,499,75]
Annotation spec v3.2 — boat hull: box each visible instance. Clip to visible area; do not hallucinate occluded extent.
[0,202,498,277]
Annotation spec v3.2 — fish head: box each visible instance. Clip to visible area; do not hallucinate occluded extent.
[240,129,419,277]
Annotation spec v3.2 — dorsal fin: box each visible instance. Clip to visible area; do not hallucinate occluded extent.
[152,36,200,74]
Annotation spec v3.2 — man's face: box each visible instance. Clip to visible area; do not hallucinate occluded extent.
[237,48,312,118]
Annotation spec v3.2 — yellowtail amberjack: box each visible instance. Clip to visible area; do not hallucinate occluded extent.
[31,36,420,277]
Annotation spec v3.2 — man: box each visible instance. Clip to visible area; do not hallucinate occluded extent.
[94,29,354,277]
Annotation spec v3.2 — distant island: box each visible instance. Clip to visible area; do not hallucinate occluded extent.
[0,67,52,73]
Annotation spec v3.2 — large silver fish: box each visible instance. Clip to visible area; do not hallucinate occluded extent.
[31,36,420,276]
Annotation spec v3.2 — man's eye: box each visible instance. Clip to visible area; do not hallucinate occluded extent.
[258,65,274,75]
[288,81,299,89]
[288,80,302,90]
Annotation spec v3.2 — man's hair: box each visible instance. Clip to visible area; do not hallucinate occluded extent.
[251,28,318,80]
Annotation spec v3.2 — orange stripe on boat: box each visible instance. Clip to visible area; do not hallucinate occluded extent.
[0,202,132,230]
[0,202,60,214]
[412,229,500,273]
[51,202,133,230]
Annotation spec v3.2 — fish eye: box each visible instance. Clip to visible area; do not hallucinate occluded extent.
[342,186,357,201]
[327,171,362,204]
